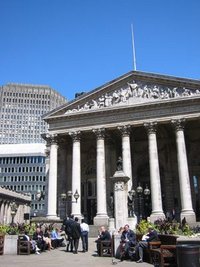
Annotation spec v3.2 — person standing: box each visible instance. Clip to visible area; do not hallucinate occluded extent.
[70,217,81,254]
[80,219,89,252]
[63,215,74,252]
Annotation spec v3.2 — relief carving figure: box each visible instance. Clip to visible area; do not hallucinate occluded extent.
[104,93,113,107]
[115,182,124,191]
[91,99,98,109]
[143,86,150,98]
[137,87,144,97]
[120,88,128,102]
[112,90,120,104]
[98,95,105,108]
[64,79,200,114]
[128,80,138,97]
[172,87,179,98]
[182,88,191,96]
[83,102,90,110]
[150,85,160,98]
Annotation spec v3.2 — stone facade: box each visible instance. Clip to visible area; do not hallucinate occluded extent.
[0,186,31,224]
[43,71,200,227]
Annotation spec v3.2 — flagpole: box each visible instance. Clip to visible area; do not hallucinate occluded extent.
[131,24,137,71]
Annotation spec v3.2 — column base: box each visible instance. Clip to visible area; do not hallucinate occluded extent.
[93,214,109,226]
[46,215,60,220]
[149,211,165,223]
[180,210,196,224]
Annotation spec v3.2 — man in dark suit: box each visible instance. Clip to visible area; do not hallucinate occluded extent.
[120,224,136,260]
[136,226,159,263]
[63,215,74,252]
[70,217,81,254]
[95,226,111,255]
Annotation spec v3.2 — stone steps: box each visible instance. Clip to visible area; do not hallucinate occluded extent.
[88,225,99,237]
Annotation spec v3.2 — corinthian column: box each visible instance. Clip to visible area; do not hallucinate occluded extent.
[144,122,165,222]
[118,125,133,191]
[70,131,81,218]
[171,119,196,223]
[46,134,59,219]
[93,128,109,226]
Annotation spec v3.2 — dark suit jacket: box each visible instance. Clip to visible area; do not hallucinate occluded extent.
[146,230,159,242]
[121,229,136,245]
[70,221,81,239]
[99,230,111,241]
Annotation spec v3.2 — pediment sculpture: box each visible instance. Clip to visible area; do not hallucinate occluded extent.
[65,80,200,114]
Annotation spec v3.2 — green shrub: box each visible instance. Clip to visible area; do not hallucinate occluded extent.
[136,219,194,236]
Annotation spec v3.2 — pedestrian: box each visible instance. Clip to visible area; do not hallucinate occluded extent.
[70,217,81,254]
[80,219,89,252]
[63,215,74,252]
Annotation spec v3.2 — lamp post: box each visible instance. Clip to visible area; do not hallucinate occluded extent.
[60,189,80,218]
[128,183,150,222]
[10,201,18,225]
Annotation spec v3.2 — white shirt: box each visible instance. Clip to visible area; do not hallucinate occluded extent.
[80,222,89,232]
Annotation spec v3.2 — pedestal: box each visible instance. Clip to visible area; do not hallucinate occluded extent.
[110,170,130,230]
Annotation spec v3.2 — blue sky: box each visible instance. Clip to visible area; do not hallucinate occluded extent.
[0,0,200,100]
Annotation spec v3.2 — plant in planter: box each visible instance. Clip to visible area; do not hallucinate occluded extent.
[136,220,155,235]
[0,225,9,235]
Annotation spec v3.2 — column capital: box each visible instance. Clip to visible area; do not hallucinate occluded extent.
[69,131,81,142]
[171,118,185,131]
[45,148,50,158]
[93,128,105,139]
[144,122,157,134]
[45,133,58,145]
[118,125,131,137]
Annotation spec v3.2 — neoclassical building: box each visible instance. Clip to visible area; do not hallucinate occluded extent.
[0,186,31,224]
[43,71,200,226]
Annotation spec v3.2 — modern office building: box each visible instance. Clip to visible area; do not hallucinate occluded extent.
[0,143,46,217]
[42,71,200,227]
[0,83,67,144]
[0,83,67,217]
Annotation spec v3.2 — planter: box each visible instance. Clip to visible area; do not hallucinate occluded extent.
[4,235,18,254]
[0,234,5,255]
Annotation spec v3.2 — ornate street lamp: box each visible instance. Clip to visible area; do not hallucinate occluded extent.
[128,183,151,222]
[60,189,80,218]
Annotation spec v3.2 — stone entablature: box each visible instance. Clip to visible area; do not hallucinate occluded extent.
[48,96,200,133]
[0,187,31,202]
[65,80,200,114]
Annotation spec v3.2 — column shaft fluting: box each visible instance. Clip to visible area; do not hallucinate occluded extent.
[172,119,195,223]
[47,135,58,219]
[118,125,132,191]
[71,132,81,217]
[93,129,108,225]
[145,122,165,221]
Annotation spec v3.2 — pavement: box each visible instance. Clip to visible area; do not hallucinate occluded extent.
[0,238,153,267]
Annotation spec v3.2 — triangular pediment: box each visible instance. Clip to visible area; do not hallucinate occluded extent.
[43,71,200,120]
